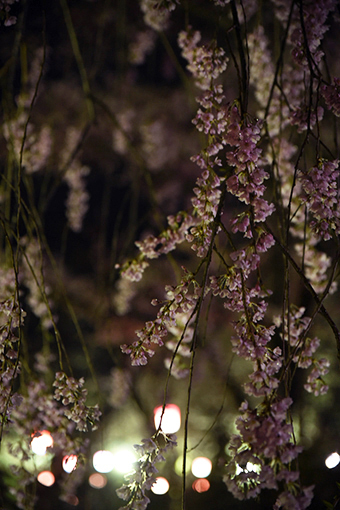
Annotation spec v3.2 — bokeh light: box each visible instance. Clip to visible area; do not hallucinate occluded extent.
[174,455,191,475]
[154,404,181,433]
[192,478,210,493]
[37,471,55,487]
[93,450,114,473]
[62,454,78,473]
[151,477,170,494]
[88,473,107,489]
[30,430,54,456]
[191,457,212,478]
[62,494,79,506]
[112,449,136,474]
[325,452,340,469]
[235,462,261,475]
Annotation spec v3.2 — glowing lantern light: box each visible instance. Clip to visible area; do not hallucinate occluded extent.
[93,450,114,473]
[63,454,78,473]
[89,473,107,489]
[192,478,210,493]
[151,477,170,495]
[31,430,54,456]
[191,457,212,478]
[112,449,136,474]
[325,452,340,469]
[154,404,181,433]
[37,471,55,487]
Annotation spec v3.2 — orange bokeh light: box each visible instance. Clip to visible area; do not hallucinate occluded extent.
[88,473,107,489]
[192,478,210,493]
[37,471,55,487]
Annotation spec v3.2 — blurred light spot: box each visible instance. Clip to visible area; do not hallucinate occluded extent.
[89,473,107,489]
[31,430,54,456]
[62,455,78,473]
[93,450,114,473]
[154,404,181,433]
[246,462,261,473]
[151,477,170,495]
[191,457,212,478]
[112,449,136,474]
[62,494,79,506]
[174,456,190,475]
[325,452,340,469]
[37,471,55,487]
[192,478,210,493]
[235,462,261,475]
[235,464,243,475]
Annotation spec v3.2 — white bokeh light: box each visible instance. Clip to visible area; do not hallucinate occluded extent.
[30,430,54,456]
[63,454,78,473]
[151,477,170,495]
[112,449,136,474]
[191,457,212,478]
[154,404,181,433]
[235,462,261,475]
[93,450,115,473]
[325,452,340,469]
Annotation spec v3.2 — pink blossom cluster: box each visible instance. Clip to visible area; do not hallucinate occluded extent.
[8,374,95,509]
[209,232,278,398]
[129,30,156,65]
[0,305,22,424]
[188,86,227,255]
[294,242,337,294]
[187,172,222,256]
[140,0,178,31]
[116,432,177,510]
[3,114,52,174]
[164,312,193,378]
[0,0,18,26]
[224,105,275,224]
[247,26,288,134]
[135,212,196,260]
[0,270,24,425]
[290,0,337,67]
[266,138,336,295]
[119,258,150,282]
[63,162,90,233]
[224,398,313,509]
[290,104,324,133]
[178,28,228,90]
[192,84,226,135]
[113,277,137,316]
[19,236,55,329]
[275,306,330,396]
[59,127,90,233]
[121,35,229,363]
[121,267,200,365]
[299,159,340,240]
[108,367,131,408]
[53,372,101,431]
[265,1,331,137]
[321,77,340,117]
